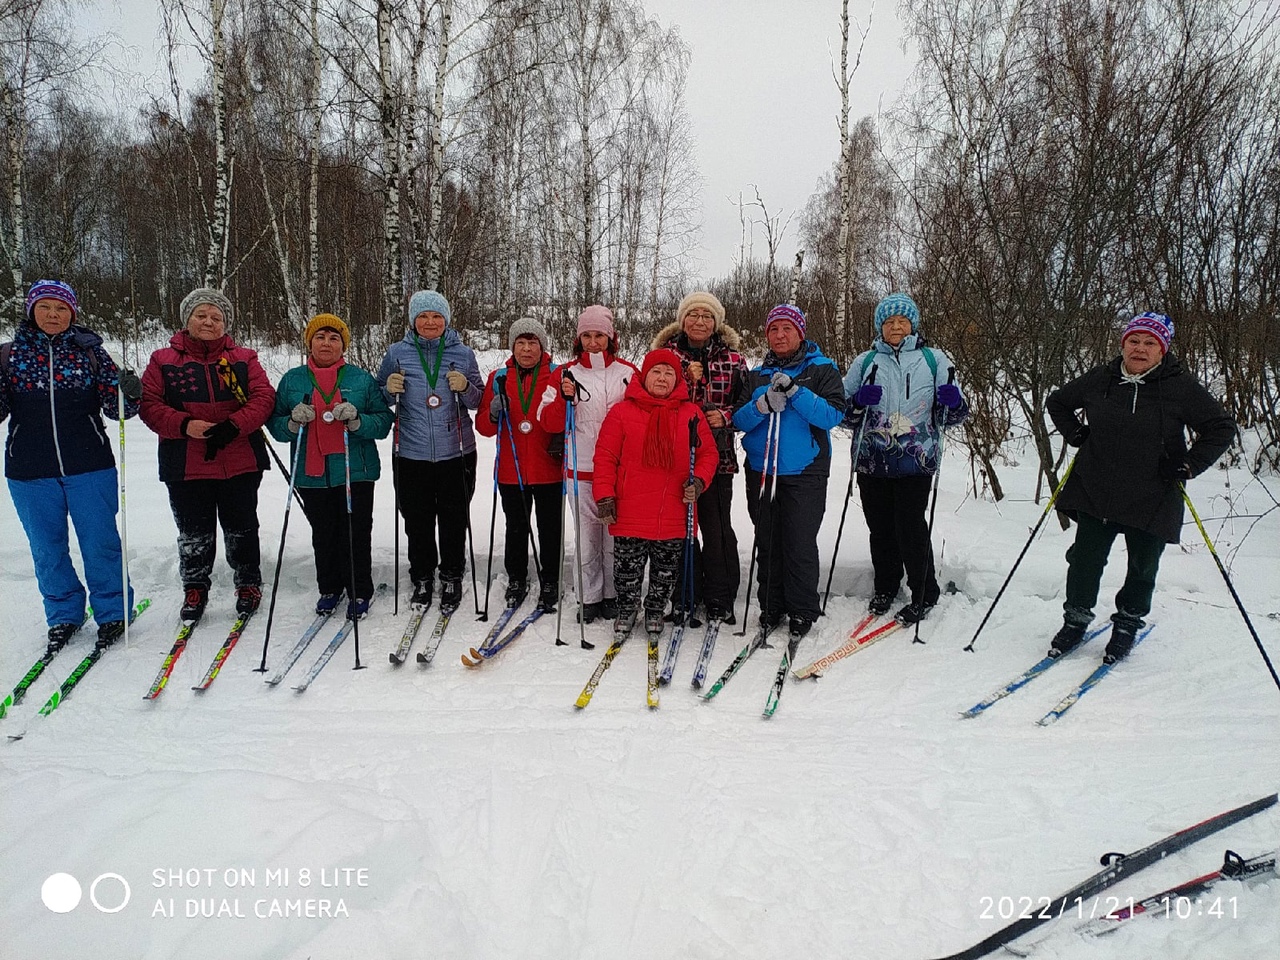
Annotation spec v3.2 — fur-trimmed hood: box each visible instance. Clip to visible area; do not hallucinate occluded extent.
[651,320,742,352]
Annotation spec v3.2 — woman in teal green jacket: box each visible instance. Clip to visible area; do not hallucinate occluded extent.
[267,314,393,619]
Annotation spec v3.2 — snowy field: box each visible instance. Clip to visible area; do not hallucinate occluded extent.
[2,348,1278,960]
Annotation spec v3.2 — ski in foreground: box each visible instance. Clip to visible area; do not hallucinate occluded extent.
[1082,847,1277,935]
[689,619,722,689]
[574,612,638,709]
[762,636,801,718]
[646,624,662,709]
[389,601,429,665]
[7,600,152,740]
[265,608,339,685]
[1036,624,1155,725]
[459,601,521,667]
[292,585,387,693]
[959,623,1113,718]
[191,609,257,691]
[462,603,541,667]
[927,793,1278,960]
[703,620,779,701]
[791,612,898,680]
[416,595,463,665]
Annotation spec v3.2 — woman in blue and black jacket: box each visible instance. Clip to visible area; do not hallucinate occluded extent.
[842,293,968,624]
[732,304,845,638]
[1,280,139,650]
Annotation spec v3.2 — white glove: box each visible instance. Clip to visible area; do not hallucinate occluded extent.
[331,401,361,432]
[288,402,315,434]
[386,371,406,395]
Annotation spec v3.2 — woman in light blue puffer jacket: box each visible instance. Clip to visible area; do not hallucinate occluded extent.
[376,291,484,610]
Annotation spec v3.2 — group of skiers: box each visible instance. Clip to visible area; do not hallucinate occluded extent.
[2,278,1236,667]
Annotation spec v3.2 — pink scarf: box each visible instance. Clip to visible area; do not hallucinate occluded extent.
[306,358,346,477]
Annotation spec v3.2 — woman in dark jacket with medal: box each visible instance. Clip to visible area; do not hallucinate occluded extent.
[268,314,393,620]
[376,291,484,611]
[1045,312,1235,663]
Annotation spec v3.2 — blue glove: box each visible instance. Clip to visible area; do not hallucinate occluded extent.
[853,383,882,408]
[936,383,962,409]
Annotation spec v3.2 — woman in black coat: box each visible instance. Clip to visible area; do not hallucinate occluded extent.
[1045,312,1235,663]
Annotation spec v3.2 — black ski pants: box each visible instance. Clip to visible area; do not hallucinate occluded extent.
[744,469,828,622]
[298,482,375,601]
[673,470,740,613]
[1063,511,1165,630]
[395,452,476,583]
[856,473,940,607]
[498,480,562,589]
[166,471,263,590]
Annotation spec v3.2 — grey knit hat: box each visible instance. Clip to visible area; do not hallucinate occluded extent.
[508,316,549,352]
[180,287,234,326]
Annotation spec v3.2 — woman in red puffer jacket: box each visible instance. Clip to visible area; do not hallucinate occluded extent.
[592,349,717,635]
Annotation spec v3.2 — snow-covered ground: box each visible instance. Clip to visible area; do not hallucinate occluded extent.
[2,351,1278,960]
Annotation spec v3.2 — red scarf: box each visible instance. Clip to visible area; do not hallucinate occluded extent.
[305,358,346,477]
[629,388,680,471]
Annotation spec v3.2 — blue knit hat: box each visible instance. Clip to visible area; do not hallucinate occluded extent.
[408,290,451,327]
[874,293,920,333]
[25,279,78,321]
[1122,311,1174,354]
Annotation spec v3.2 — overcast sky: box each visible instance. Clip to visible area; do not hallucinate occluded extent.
[77,0,914,281]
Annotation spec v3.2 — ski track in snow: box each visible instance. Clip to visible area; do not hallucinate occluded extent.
[2,347,1278,959]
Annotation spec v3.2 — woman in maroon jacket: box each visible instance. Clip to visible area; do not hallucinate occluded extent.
[592,349,717,635]
[140,288,276,622]
[475,318,563,612]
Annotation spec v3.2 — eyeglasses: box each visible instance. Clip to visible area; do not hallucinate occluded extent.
[685,311,715,321]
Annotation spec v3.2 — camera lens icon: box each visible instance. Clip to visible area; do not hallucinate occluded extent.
[41,873,131,914]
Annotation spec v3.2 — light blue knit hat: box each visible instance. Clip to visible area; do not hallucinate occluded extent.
[407,290,451,327]
[874,293,920,333]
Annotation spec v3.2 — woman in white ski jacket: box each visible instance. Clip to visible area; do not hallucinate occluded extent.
[536,305,638,622]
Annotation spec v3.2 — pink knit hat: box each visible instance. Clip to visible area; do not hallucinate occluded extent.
[577,305,616,339]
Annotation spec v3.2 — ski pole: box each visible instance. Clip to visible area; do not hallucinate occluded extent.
[500,406,541,578]
[343,423,364,670]
[680,415,700,624]
[257,415,308,671]
[737,404,778,634]
[567,397,591,648]
[480,445,498,621]
[963,455,1077,652]
[392,363,401,616]
[218,357,309,519]
[913,367,955,645]
[554,400,573,646]
[1181,485,1280,695]
[452,364,481,617]
[759,409,781,629]
[822,365,877,612]
[117,367,130,647]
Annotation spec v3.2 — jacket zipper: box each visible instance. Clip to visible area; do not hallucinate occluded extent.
[47,346,67,476]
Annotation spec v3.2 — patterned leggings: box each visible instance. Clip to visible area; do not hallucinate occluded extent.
[612,536,684,617]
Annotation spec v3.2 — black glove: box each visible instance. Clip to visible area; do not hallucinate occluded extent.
[202,420,241,460]
[119,368,143,403]
[1157,457,1192,483]
[1066,424,1090,447]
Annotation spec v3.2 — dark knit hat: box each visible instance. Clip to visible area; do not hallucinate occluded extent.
[508,316,549,352]
[180,287,233,326]
[25,280,78,321]
[1122,312,1174,354]
[765,304,806,338]
[874,293,919,333]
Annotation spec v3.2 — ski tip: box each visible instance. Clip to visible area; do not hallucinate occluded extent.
[555,638,568,646]
[389,654,403,665]
[581,640,595,650]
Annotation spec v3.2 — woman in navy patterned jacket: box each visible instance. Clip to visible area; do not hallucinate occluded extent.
[1,280,140,651]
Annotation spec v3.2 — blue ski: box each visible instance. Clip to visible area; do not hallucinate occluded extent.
[1037,625,1155,725]
[960,624,1112,718]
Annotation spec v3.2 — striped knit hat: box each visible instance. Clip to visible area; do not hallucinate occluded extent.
[25,280,78,321]
[765,304,806,338]
[874,293,920,333]
[1122,312,1174,354]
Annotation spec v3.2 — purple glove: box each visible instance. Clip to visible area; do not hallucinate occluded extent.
[853,383,882,408]
[936,383,962,409]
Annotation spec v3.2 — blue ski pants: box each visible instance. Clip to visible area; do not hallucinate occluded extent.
[8,468,133,628]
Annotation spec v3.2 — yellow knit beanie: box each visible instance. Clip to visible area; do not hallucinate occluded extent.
[304,313,350,350]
